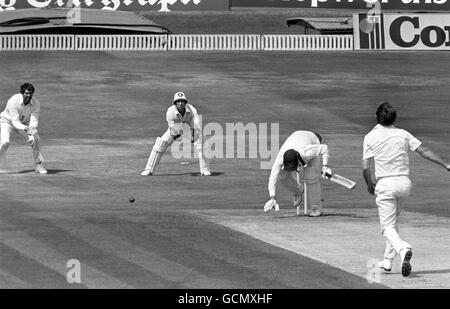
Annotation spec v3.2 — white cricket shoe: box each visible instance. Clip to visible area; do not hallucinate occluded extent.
[293,193,302,207]
[309,210,324,217]
[140,170,152,176]
[378,259,393,272]
[35,164,47,174]
[400,248,413,277]
[202,171,211,176]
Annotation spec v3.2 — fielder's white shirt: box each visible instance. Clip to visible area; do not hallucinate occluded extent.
[0,93,40,131]
[268,131,329,197]
[166,103,200,132]
[363,124,422,179]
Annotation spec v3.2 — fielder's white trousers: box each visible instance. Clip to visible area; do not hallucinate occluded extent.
[0,122,44,166]
[375,176,412,260]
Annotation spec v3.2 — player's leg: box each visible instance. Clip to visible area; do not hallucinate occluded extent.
[376,177,412,276]
[378,240,395,272]
[304,156,323,216]
[396,177,413,277]
[18,129,47,173]
[0,122,13,168]
[279,171,304,206]
[141,129,174,176]
[194,139,210,176]
[31,134,46,173]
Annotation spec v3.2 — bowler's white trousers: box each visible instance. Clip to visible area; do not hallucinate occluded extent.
[375,175,412,260]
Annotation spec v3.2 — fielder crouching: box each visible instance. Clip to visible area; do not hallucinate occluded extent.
[0,83,47,174]
[265,130,331,217]
[141,91,211,176]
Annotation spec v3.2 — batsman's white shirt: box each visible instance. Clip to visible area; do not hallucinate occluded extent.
[268,131,329,197]
[363,124,421,179]
[0,94,40,131]
[166,103,200,131]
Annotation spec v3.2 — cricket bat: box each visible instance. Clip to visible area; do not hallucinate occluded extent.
[325,173,357,190]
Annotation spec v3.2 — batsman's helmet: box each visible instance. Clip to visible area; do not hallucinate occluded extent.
[173,91,188,104]
[283,149,306,171]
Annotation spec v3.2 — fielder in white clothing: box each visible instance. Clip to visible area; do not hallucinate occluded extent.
[0,83,47,174]
[141,91,211,176]
[363,102,450,277]
[265,130,332,217]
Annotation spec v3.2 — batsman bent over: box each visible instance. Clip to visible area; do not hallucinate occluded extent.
[141,92,211,176]
[265,130,331,217]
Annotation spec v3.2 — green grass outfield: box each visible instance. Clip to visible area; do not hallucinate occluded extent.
[0,11,449,290]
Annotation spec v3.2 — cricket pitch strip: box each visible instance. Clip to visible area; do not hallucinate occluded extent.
[192,208,450,289]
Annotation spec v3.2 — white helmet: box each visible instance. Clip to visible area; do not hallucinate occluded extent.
[173,91,188,104]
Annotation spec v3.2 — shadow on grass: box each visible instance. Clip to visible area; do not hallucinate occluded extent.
[17,169,73,175]
[411,269,450,276]
[155,172,224,177]
[272,213,370,219]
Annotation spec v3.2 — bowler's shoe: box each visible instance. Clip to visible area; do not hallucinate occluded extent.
[378,259,393,272]
[400,248,413,277]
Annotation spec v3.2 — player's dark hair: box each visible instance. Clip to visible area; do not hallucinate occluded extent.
[20,83,35,94]
[376,102,397,126]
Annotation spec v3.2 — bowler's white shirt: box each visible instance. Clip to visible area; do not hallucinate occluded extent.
[363,124,422,179]
[268,131,329,197]
[0,93,40,131]
[166,103,200,131]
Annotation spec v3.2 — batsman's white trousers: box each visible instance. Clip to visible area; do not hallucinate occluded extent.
[375,176,412,259]
[0,122,44,165]
[278,155,322,212]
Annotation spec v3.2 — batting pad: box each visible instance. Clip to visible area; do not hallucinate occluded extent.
[144,137,170,173]
[305,181,322,211]
[153,137,170,152]
[303,156,322,184]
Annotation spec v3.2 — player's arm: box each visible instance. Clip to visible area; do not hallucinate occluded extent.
[415,145,450,171]
[189,104,201,143]
[304,144,331,175]
[8,104,27,132]
[362,158,376,195]
[166,108,181,140]
[362,136,376,194]
[406,131,450,171]
[268,161,282,199]
[29,99,40,130]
